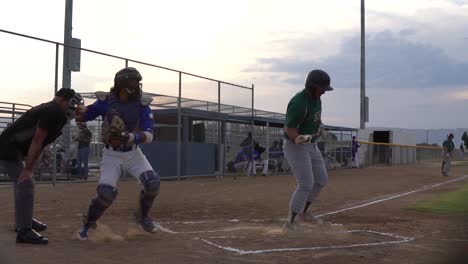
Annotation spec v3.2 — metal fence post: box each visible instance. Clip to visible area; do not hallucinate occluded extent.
[266,121,269,175]
[53,43,59,186]
[405,147,407,164]
[400,146,403,165]
[11,104,15,124]
[251,84,255,176]
[217,81,222,179]
[177,72,182,180]
[340,131,343,167]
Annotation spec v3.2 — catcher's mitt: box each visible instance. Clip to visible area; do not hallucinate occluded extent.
[103,115,129,147]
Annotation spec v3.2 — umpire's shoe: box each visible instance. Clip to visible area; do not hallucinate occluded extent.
[16,228,48,245]
[14,218,47,233]
[32,218,47,232]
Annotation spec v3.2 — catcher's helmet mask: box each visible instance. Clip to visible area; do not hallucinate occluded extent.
[113,67,143,101]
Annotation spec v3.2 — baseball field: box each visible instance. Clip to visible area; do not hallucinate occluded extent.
[1,162,467,264]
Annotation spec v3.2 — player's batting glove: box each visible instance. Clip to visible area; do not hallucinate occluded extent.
[295,135,312,144]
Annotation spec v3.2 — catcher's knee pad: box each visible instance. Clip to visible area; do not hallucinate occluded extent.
[139,171,160,197]
[94,184,118,209]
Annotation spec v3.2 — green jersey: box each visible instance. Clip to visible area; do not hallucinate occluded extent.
[443,139,455,153]
[284,89,322,141]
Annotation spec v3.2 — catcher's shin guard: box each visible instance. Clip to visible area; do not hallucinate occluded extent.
[136,171,160,221]
[86,184,118,223]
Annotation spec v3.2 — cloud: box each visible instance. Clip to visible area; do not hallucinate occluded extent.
[245,3,468,91]
[448,89,468,100]
[247,30,468,90]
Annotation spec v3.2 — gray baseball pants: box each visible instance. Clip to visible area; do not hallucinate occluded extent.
[283,139,328,219]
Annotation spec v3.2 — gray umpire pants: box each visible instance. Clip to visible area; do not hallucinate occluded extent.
[283,139,328,216]
[0,159,34,230]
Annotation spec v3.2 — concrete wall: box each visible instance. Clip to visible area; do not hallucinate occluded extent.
[390,130,416,164]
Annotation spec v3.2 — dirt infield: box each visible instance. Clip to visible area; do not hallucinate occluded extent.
[1,163,467,264]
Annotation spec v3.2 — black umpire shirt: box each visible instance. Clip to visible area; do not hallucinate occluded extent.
[0,101,67,161]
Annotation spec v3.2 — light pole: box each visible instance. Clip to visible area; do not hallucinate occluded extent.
[360,0,366,129]
[63,0,73,89]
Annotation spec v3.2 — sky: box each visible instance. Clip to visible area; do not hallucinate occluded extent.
[0,0,467,129]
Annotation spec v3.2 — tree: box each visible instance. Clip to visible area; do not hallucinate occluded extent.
[462,131,468,148]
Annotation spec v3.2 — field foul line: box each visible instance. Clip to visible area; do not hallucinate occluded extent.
[315,175,468,218]
[159,175,467,255]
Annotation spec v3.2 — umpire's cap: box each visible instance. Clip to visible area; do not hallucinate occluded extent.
[55,88,77,101]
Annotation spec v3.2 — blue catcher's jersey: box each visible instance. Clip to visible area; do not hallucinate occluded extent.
[83,92,154,136]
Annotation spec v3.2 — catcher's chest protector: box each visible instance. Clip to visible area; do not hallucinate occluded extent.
[102,94,142,143]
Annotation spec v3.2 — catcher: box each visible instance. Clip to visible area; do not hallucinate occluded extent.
[75,67,159,240]
[282,69,333,231]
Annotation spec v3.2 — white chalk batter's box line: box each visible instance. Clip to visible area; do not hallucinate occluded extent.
[156,175,467,255]
[196,230,415,255]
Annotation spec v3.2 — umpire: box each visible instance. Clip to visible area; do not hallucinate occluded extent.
[0,88,82,244]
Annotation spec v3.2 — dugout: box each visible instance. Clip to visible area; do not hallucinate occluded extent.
[1,92,356,180]
[0,93,358,179]
[141,94,357,177]
[144,99,287,178]
[80,92,288,179]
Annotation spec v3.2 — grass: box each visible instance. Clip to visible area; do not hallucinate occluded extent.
[405,183,468,214]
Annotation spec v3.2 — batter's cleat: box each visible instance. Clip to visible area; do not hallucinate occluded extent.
[140,218,158,233]
[16,228,48,245]
[282,221,303,232]
[299,212,323,224]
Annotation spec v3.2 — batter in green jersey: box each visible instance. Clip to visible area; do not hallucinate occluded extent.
[284,89,323,143]
[283,69,333,230]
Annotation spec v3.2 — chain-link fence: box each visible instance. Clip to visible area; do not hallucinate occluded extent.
[0,29,256,182]
[357,141,448,166]
[2,29,454,184]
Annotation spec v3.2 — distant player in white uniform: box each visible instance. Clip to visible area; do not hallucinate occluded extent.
[75,67,159,240]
